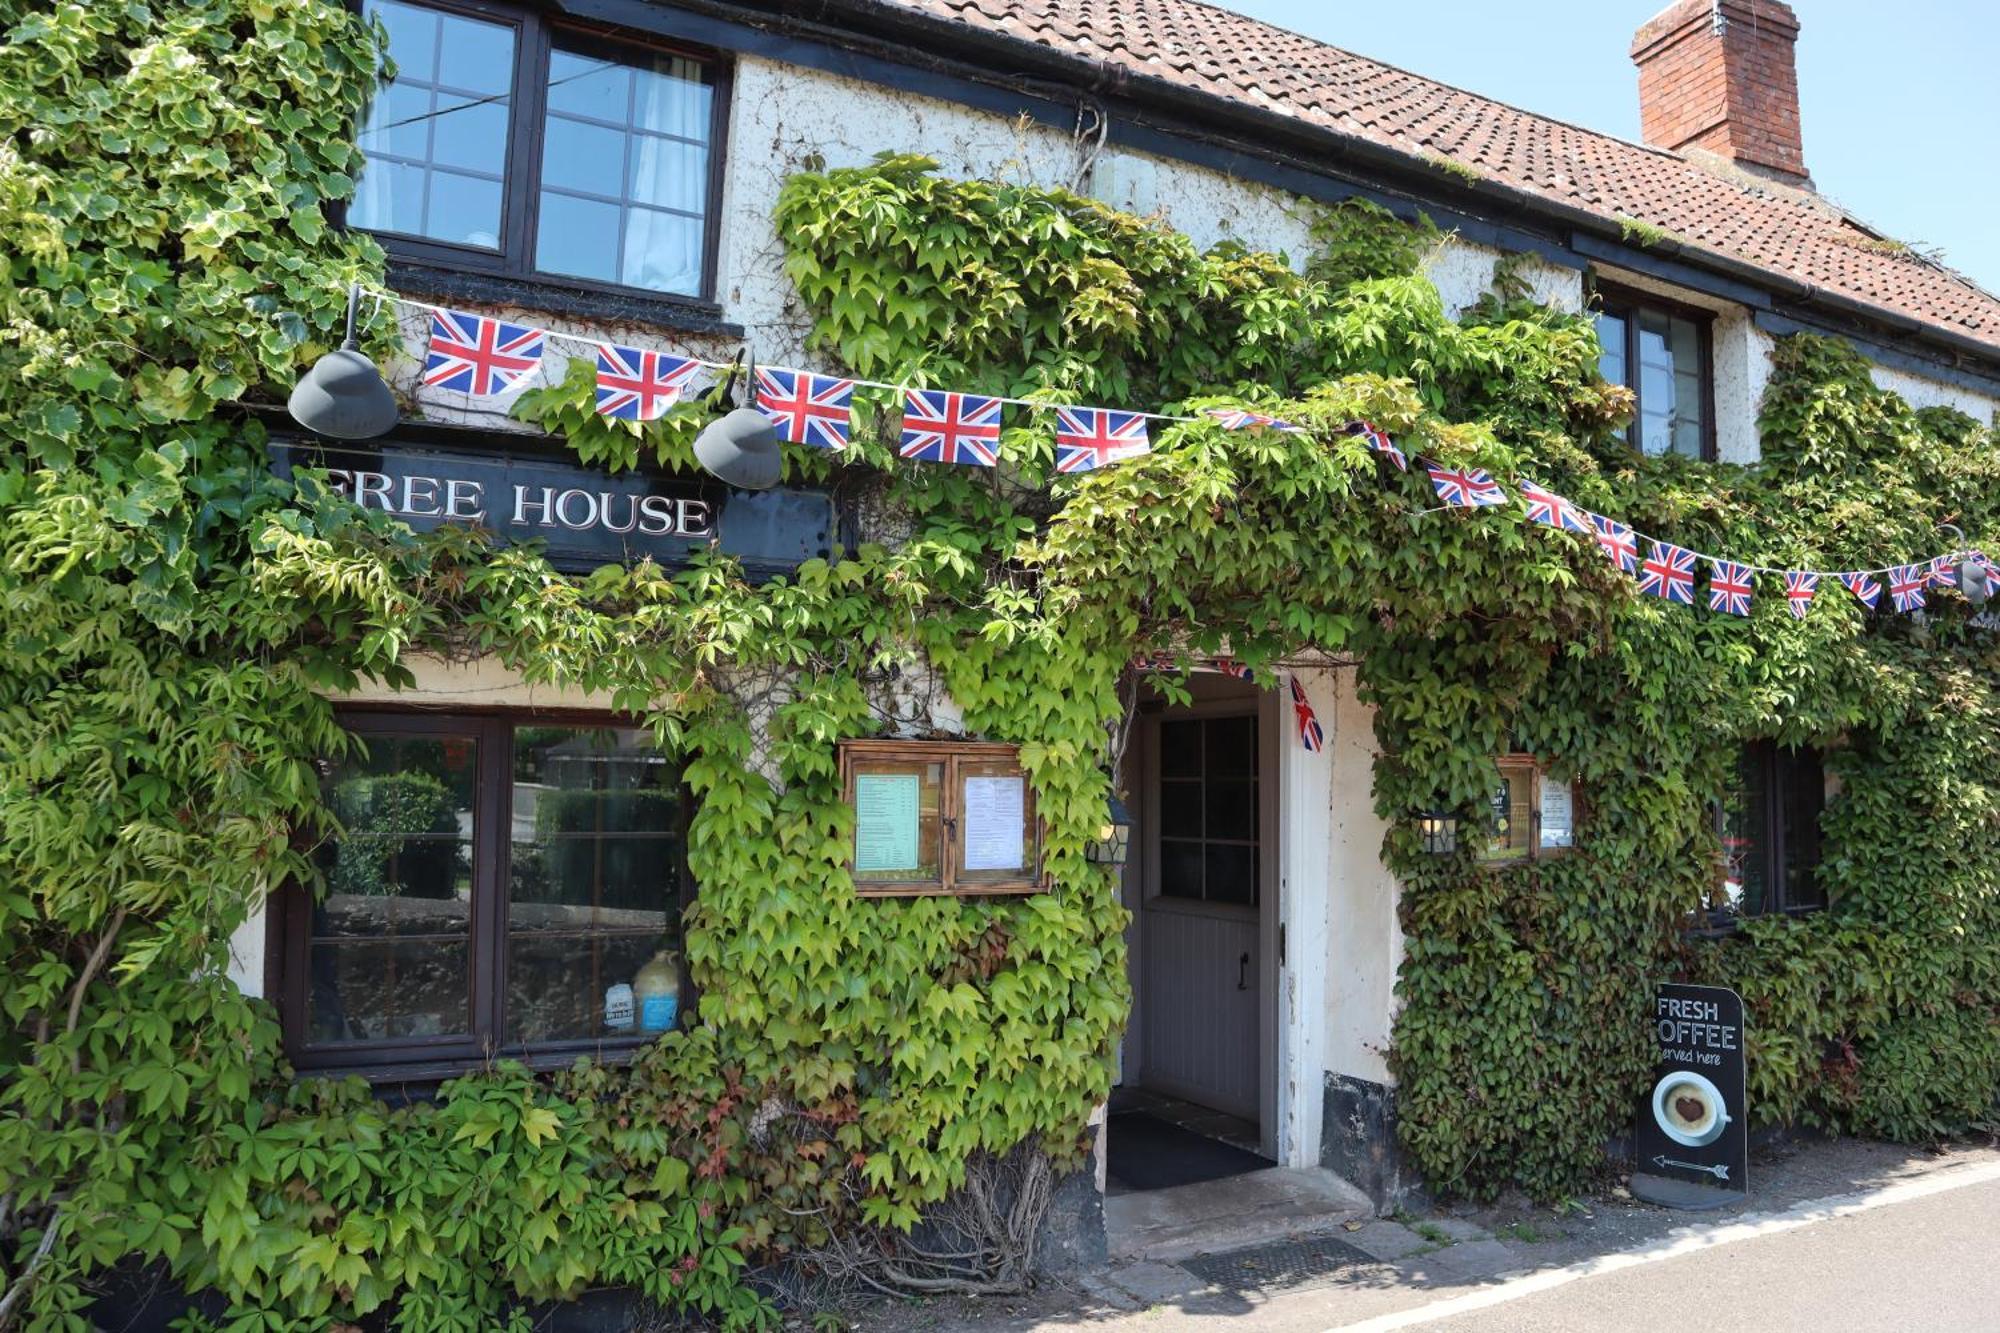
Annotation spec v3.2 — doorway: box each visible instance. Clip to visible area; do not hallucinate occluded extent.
[1112,672,1280,1191]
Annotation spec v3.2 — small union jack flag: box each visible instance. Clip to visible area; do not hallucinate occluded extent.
[1637,540,1697,604]
[594,344,700,421]
[1426,464,1506,509]
[1887,563,1928,613]
[1346,421,1407,471]
[1590,513,1639,574]
[900,389,1002,466]
[1784,571,1819,619]
[1131,653,1181,674]
[1520,480,1592,534]
[423,308,545,396]
[1210,657,1257,682]
[1205,407,1303,433]
[1929,554,1960,589]
[1840,571,1882,611]
[755,367,855,450]
[1053,407,1150,474]
[1289,676,1324,753]
[1707,559,1754,616]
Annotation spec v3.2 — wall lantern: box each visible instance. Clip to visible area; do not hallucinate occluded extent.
[1085,796,1133,867]
[1418,808,1459,855]
[286,283,399,440]
[693,355,782,491]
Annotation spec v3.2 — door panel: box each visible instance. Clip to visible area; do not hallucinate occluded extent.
[1139,903,1259,1118]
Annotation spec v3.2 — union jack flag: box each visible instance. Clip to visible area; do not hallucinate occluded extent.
[594,344,699,421]
[1590,513,1639,574]
[423,308,545,396]
[1637,540,1697,604]
[1840,571,1882,611]
[1784,571,1819,619]
[1426,465,1506,509]
[1053,407,1150,474]
[1289,676,1324,753]
[900,389,1002,466]
[755,368,855,450]
[1210,657,1257,682]
[1887,563,1928,613]
[1929,553,1960,589]
[1205,407,1303,433]
[1520,480,1592,534]
[1707,559,1754,616]
[1346,421,1407,471]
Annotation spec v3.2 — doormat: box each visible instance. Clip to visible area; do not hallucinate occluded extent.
[1106,1111,1276,1191]
[1179,1232,1378,1296]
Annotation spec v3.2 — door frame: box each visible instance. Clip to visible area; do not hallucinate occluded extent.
[1122,683,1283,1156]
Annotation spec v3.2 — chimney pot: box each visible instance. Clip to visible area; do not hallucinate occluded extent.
[1632,0,1809,187]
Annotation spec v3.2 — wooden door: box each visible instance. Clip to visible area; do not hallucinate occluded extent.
[1137,709,1263,1120]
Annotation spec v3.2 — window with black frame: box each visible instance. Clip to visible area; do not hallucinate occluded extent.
[1593,288,1714,460]
[350,0,726,302]
[1710,741,1825,923]
[284,711,689,1074]
[1156,714,1260,907]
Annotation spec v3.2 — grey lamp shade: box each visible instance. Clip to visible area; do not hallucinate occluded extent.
[287,344,399,440]
[694,406,783,491]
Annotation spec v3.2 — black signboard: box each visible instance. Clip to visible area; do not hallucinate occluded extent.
[1631,982,1748,1209]
[270,437,836,578]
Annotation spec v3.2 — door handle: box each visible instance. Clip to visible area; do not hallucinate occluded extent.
[1238,951,1250,990]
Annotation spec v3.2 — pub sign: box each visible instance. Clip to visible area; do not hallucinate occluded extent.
[271,436,837,577]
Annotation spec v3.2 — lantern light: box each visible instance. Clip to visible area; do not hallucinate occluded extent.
[692,355,782,491]
[1418,808,1459,855]
[1085,796,1133,867]
[286,283,399,440]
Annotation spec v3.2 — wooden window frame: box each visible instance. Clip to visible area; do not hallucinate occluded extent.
[272,706,695,1081]
[1593,283,1718,462]
[837,740,1046,897]
[342,0,733,312]
[1479,754,1580,865]
[1715,741,1825,918]
[1151,710,1262,911]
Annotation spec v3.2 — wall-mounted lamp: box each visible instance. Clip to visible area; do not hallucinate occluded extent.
[1418,809,1459,855]
[1939,525,1991,607]
[692,352,782,491]
[1085,796,1133,867]
[287,283,398,440]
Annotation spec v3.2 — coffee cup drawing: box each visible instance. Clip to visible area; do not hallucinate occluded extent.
[1651,1070,1730,1148]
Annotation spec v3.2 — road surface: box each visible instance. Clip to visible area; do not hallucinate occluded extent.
[1401,1174,2000,1332]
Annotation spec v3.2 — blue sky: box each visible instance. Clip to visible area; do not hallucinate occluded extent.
[1226,1,2000,294]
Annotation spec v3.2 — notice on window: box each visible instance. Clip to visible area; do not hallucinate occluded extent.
[962,774,1026,872]
[854,773,921,872]
[1540,779,1575,848]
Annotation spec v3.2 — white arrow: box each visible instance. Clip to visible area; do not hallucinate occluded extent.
[1653,1153,1729,1180]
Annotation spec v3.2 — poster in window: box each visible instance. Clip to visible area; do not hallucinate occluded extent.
[853,773,921,872]
[961,774,1027,872]
[1539,778,1575,849]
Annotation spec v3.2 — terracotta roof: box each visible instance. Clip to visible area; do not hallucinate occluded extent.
[878,0,2000,356]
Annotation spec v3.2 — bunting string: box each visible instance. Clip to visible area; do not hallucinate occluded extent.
[361,285,1992,690]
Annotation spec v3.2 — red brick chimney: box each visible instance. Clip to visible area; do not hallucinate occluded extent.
[1631,0,1809,187]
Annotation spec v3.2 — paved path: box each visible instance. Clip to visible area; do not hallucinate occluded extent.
[859,1138,2000,1333]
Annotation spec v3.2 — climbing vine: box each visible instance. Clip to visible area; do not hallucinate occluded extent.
[5,1,2000,1327]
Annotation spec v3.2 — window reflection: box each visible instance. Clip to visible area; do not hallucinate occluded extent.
[352,0,514,250]
[1595,296,1709,459]
[506,726,682,1043]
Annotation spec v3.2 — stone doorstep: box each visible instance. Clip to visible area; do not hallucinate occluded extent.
[1104,1166,1375,1264]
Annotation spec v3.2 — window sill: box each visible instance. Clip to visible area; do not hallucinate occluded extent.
[386,260,745,340]
[290,1037,657,1091]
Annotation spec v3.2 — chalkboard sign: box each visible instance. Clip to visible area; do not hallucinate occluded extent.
[1631,982,1748,1209]
[270,436,836,578]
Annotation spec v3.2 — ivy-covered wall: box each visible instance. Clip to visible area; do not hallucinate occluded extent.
[6,3,2000,1329]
